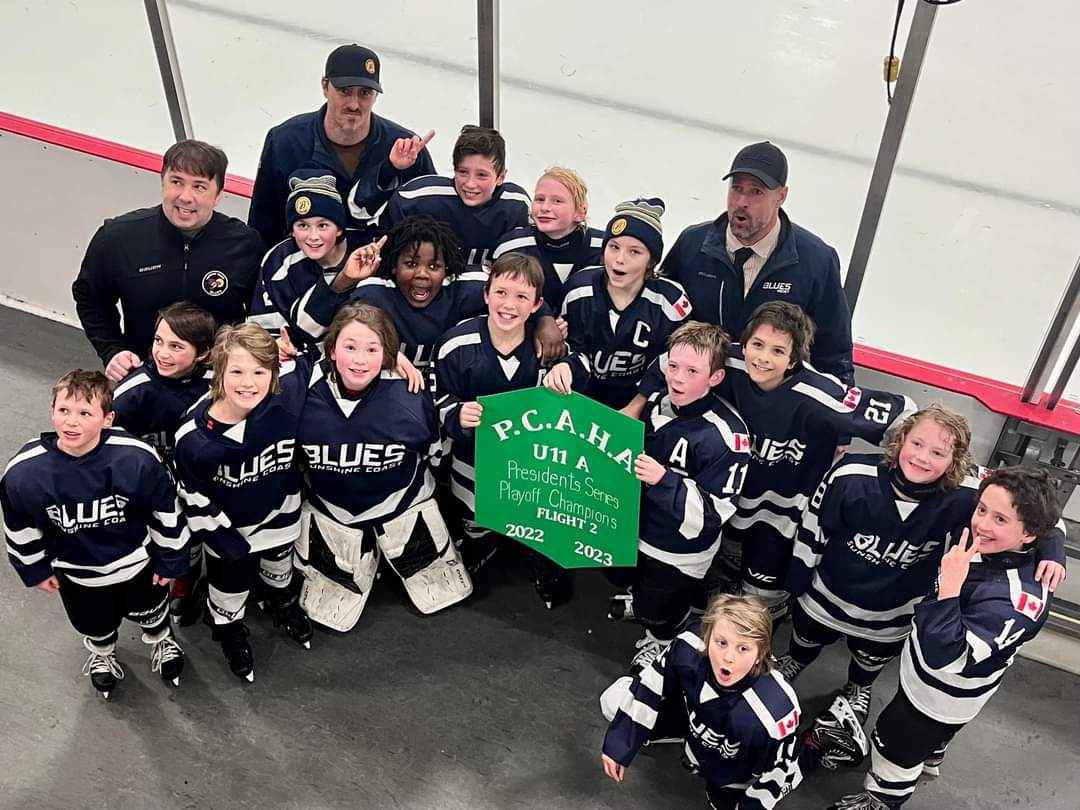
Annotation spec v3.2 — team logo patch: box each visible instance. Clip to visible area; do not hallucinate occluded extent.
[201,270,229,297]
[365,58,376,74]
[294,195,312,216]
[610,217,627,236]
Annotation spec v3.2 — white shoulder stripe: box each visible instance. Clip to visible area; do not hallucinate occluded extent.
[104,434,161,461]
[113,371,151,398]
[437,332,483,360]
[791,381,852,413]
[398,184,457,200]
[492,235,536,259]
[270,249,307,282]
[4,443,48,475]
[500,189,532,206]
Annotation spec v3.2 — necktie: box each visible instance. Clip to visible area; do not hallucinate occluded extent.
[733,247,755,297]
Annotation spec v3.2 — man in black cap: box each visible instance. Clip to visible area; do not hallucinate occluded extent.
[247,43,436,248]
[661,141,853,381]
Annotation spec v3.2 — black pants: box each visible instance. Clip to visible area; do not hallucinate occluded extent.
[58,565,171,647]
[865,688,963,808]
[635,555,705,641]
[205,543,294,625]
[787,600,907,686]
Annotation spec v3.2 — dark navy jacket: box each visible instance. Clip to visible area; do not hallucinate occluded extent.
[248,107,434,247]
[112,360,212,466]
[491,225,604,312]
[661,211,853,382]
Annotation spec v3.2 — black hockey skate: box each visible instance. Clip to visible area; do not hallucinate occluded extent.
[607,589,634,621]
[273,595,313,649]
[151,635,185,687]
[826,793,889,810]
[211,621,255,682]
[81,637,125,700]
[534,570,573,609]
[804,695,870,770]
[169,575,207,627]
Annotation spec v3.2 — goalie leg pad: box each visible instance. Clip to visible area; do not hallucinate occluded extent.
[298,511,380,632]
[375,498,472,614]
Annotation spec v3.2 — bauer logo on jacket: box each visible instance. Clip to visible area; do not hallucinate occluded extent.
[294,195,312,216]
[201,270,229,297]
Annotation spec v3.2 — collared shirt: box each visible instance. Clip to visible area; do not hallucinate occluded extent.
[726,217,781,296]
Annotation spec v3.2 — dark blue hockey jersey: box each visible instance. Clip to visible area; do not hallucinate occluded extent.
[112,360,212,465]
[491,224,604,311]
[431,316,545,512]
[603,621,802,808]
[260,229,379,348]
[642,348,914,568]
[173,365,307,559]
[787,456,1068,643]
[900,546,1053,724]
[246,261,288,337]
[378,175,530,266]
[348,270,488,368]
[639,393,751,578]
[295,354,441,527]
[561,268,693,410]
[1,430,189,587]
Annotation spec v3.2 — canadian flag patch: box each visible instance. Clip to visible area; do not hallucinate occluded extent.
[733,433,751,452]
[776,709,800,737]
[843,387,863,409]
[1015,591,1046,621]
[673,295,691,318]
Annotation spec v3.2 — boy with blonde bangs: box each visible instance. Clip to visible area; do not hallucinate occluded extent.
[1,370,189,699]
[614,321,751,672]
[601,594,803,809]
[783,406,1066,727]
[492,166,604,311]
[174,323,311,682]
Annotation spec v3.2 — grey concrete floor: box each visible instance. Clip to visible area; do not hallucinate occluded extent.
[0,305,1077,810]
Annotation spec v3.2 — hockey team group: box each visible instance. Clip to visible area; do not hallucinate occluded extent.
[2,43,1071,810]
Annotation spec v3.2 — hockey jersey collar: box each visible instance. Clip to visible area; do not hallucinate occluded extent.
[535,224,589,253]
[144,358,213,390]
[973,547,1036,570]
[40,428,121,463]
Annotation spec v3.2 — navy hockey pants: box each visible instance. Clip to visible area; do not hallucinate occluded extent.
[204,543,294,625]
[58,564,171,647]
[787,601,907,686]
[635,554,705,641]
[864,689,962,808]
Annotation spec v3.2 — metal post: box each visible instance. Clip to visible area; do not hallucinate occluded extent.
[144,0,194,141]
[1046,329,1080,410]
[477,0,500,128]
[1021,255,1080,403]
[844,0,938,313]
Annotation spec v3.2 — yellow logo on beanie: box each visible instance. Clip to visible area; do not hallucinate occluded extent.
[294,196,312,216]
[610,217,627,236]
[365,58,376,74]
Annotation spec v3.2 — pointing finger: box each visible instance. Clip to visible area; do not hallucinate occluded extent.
[418,129,436,148]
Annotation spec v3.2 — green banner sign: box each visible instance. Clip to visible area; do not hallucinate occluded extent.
[474,388,644,569]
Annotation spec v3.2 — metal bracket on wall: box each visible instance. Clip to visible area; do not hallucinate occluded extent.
[144,0,194,142]
[844,0,938,313]
[477,0,500,129]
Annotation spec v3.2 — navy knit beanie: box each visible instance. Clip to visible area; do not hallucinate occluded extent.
[603,197,665,262]
[285,171,347,230]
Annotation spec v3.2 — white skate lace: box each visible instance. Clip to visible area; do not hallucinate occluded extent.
[151,636,184,673]
[631,635,666,670]
[81,642,124,681]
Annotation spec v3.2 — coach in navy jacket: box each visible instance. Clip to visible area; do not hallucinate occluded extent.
[661,142,853,383]
[248,44,435,247]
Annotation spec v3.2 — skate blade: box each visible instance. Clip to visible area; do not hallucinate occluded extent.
[544,601,553,610]
[243,671,255,683]
[169,677,181,687]
[100,691,111,700]
[302,641,311,649]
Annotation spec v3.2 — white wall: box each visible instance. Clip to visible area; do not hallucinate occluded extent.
[0,130,248,324]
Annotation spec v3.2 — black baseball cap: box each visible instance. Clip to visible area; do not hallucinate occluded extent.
[324,44,383,93]
[722,141,788,189]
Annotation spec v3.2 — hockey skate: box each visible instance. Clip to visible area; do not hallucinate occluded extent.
[607,589,635,621]
[773,653,806,682]
[273,594,314,649]
[81,637,125,700]
[534,570,573,609]
[841,680,873,725]
[151,635,185,687]
[630,631,668,674]
[923,748,947,778]
[826,792,889,810]
[211,621,255,682]
[169,574,207,627]
[805,695,870,770]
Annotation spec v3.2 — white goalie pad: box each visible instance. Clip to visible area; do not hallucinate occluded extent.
[375,498,472,615]
[298,509,380,632]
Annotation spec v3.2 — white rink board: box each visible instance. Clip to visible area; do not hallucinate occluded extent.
[1,1,1078,397]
